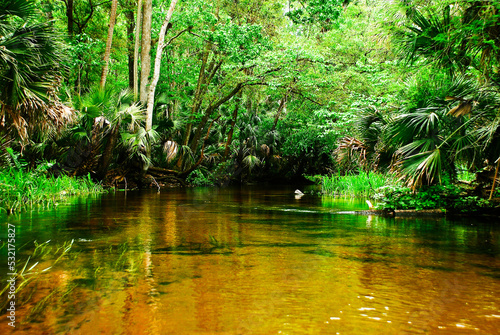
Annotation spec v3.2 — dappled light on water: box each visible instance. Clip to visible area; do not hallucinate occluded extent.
[1,186,499,334]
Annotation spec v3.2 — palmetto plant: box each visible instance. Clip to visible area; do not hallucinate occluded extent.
[396,5,467,74]
[397,2,500,82]
[388,2,500,189]
[348,72,500,189]
[336,106,394,174]
[388,75,500,188]
[0,0,68,142]
[70,88,154,178]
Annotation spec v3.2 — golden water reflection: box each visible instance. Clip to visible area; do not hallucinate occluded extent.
[1,187,499,334]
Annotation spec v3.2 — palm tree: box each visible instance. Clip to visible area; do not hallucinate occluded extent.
[0,0,68,142]
[70,87,156,179]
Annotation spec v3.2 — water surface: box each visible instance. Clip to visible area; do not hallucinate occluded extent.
[1,186,499,334]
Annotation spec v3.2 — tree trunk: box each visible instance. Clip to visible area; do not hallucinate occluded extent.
[67,0,74,36]
[272,94,288,131]
[224,92,242,159]
[133,0,143,98]
[126,8,135,90]
[489,158,500,200]
[140,0,152,103]
[181,42,212,146]
[97,122,121,179]
[99,0,118,89]
[142,0,179,172]
[189,83,244,153]
[176,48,221,170]
[145,0,178,131]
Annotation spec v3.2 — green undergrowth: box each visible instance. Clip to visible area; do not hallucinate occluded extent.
[0,168,105,214]
[321,171,398,197]
[374,184,499,212]
[320,171,500,213]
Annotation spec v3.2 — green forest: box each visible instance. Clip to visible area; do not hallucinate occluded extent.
[1,0,500,213]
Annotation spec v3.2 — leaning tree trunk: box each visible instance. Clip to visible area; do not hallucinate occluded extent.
[189,83,244,153]
[99,0,118,88]
[489,157,500,200]
[181,42,212,146]
[142,0,179,173]
[176,47,220,170]
[271,95,288,131]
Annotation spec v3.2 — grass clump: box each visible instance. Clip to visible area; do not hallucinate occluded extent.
[322,171,397,197]
[0,168,105,214]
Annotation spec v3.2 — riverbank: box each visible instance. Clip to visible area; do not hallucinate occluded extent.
[339,207,500,217]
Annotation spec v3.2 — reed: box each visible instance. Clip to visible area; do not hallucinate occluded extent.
[0,168,105,213]
[322,171,397,197]
[0,240,74,313]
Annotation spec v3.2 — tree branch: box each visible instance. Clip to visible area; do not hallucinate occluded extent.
[179,115,221,178]
[166,27,190,45]
[290,89,323,106]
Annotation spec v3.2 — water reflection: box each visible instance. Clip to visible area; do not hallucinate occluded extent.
[1,187,499,334]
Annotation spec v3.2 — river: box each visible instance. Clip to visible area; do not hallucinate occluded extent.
[1,186,499,334]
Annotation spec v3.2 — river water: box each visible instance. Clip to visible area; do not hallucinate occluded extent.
[1,186,499,334]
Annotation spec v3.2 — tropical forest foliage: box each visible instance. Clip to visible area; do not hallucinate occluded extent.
[1,0,499,206]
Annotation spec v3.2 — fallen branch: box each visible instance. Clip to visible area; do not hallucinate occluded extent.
[148,166,180,175]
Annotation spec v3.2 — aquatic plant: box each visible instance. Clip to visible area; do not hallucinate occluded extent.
[0,168,105,213]
[322,171,398,197]
[0,240,74,314]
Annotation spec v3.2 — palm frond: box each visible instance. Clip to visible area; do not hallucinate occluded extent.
[0,0,35,21]
[242,154,261,173]
[395,148,443,188]
[389,109,442,145]
[178,145,195,171]
[396,138,437,158]
[163,141,179,163]
[396,5,465,72]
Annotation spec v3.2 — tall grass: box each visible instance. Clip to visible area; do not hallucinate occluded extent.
[0,169,105,213]
[322,171,397,197]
